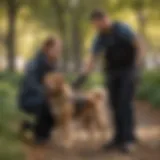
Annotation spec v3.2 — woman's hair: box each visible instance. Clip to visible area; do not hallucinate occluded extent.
[43,37,56,49]
[90,9,106,20]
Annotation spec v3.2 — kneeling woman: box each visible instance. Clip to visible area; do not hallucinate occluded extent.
[19,37,62,144]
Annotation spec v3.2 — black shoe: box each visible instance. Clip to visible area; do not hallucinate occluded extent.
[102,140,121,151]
[119,143,136,154]
[20,120,34,133]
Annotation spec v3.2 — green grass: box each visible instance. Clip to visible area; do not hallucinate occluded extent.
[136,70,160,108]
[0,72,25,160]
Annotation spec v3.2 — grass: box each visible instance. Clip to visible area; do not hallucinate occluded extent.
[136,70,160,108]
[0,72,25,160]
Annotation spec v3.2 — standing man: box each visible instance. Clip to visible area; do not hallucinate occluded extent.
[73,9,144,153]
[19,37,62,144]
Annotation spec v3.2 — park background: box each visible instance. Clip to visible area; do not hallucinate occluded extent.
[0,0,159,160]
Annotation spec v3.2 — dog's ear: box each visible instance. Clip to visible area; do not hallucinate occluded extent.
[57,74,64,83]
[44,73,54,87]
[54,73,65,87]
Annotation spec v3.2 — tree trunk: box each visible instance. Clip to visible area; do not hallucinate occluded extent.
[61,29,70,72]
[136,10,146,38]
[6,0,17,72]
[71,18,82,72]
[56,15,69,72]
[52,0,70,72]
[136,9,150,51]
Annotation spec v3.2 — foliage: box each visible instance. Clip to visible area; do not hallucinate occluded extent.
[136,70,160,108]
[0,0,160,71]
[0,72,25,160]
[0,71,22,86]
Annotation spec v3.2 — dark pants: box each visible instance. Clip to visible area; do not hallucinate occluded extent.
[107,69,137,144]
[21,100,54,139]
[34,102,54,138]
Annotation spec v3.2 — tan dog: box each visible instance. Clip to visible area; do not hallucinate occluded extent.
[44,72,74,147]
[75,88,107,136]
[44,73,107,143]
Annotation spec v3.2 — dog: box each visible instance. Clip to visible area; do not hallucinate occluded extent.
[44,73,107,144]
[73,88,107,139]
[44,72,74,147]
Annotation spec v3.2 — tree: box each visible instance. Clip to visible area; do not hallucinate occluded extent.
[25,0,108,72]
[49,0,107,72]
[52,0,70,71]
[30,0,71,71]
[5,0,19,72]
[69,0,106,72]
[116,0,160,45]
[0,0,28,72]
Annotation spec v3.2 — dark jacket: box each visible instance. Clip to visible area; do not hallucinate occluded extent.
[19,51,57,114]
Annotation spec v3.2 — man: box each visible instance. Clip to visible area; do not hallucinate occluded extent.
[73,10,144,153]
[19,37,62,144]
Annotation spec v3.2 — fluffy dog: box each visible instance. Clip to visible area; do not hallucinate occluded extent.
[44,72,74,147]
[74,88,107,137]
[44,73,107,144]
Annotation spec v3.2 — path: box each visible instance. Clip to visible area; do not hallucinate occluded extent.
[24,101,160,160]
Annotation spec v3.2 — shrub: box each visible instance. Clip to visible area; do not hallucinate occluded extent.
[0,79,25,160]
[0,71,22,87]
[136,70,160,108]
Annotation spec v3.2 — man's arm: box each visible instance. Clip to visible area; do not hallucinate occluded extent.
[72,34,104,89]
[72,55,96,89]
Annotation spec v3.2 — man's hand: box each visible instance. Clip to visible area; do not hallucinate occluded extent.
[72,55,96,90]
[72,74,88,90]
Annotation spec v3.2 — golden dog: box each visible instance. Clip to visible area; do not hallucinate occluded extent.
[44,73,107,144]
[74,88,107,138]
[44,72,74,147]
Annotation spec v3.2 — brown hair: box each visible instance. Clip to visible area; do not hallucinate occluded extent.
[90,9,106,20]
[43,37,56,50]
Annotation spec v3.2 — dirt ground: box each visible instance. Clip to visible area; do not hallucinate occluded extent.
[24,101,160,160]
